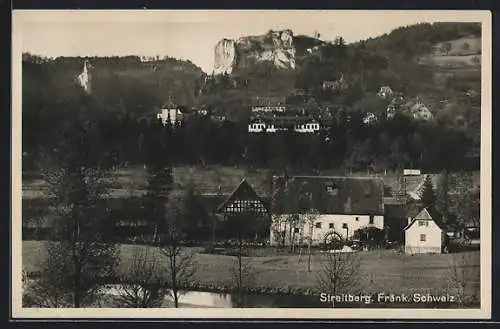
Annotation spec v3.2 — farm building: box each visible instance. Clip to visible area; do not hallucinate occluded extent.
[215,178,271,240]
[404,207,444,254]
[269,175,385,247]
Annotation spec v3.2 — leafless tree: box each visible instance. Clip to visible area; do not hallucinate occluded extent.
[271,214,287,250]
[445,253,479,307]
[304,209,320,272]
[159,191,197,308]
[316,251,361,307]
[29,127,120,308]
[229,212,256,308]
[117,246,168,308]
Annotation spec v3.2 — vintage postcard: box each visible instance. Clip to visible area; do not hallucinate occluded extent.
[11,9,491,320]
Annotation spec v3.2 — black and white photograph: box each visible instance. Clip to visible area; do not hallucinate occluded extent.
[12,10,491,319]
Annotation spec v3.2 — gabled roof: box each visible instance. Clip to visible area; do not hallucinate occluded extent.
[272,175,385,215]
[403,207,443,231]
[216,178,268,213]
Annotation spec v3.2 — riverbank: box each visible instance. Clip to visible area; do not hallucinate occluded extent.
[22,241,481,305]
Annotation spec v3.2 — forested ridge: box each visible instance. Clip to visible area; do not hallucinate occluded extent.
[22,22,481,174]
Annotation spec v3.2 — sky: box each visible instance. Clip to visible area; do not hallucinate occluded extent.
[15,10,484,73]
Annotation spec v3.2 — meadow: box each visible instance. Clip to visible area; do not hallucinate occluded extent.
[23,240,480,302]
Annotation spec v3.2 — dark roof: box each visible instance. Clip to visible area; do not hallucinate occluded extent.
[403,207,443,231]
[252,97,286,107]
[272,175,385,215]
[216,179,269,213]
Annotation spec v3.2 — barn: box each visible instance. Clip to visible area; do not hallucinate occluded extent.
[403,207,444,254]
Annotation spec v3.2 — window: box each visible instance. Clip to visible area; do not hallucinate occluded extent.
[329,223,334,229]
[418,220,428,227]
[294,227,300,233]
[420,234,426,242]
[315,222,322,229]
[369,215,374,225]
[355,217,359,221]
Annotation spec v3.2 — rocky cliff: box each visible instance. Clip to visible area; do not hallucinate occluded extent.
[213,29,298,75]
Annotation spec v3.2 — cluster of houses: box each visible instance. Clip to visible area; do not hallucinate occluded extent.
[378,86,434,121]
[213,171,477,255]
[248,96,328,134]
[23,168,478,255]
[153,85,435,132]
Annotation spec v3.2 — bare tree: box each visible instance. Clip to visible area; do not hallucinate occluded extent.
[270,214,287,250]
[117,246,168,308]
[316,251,361,307]
[304,209,320,272]
[445,253,479,307]
[159,191,197,308]
[230,222,255,308]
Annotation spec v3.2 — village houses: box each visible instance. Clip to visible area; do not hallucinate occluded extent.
[248,116,321,134]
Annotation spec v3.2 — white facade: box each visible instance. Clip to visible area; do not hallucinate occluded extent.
[270,214,384,246]
[248,121,320,133]
[377,86,394,98]
[411,103,434,121]
[404,218,442,254]
[362,112,378,125]
[248,122,266,133]
[157,108,183,126]
[294,122,320,133]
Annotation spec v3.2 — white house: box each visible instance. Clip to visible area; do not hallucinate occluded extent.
[294,119,320,133]
[248,116,320,134]
[248,119,267,133]
[157,100,185,126]
[410,101,434,121]
[362,112,378,125]
[404,208,443,254]
[377,86,394,98]
[270,176,385,246]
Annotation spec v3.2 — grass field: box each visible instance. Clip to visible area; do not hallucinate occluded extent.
[23,240,480,300]
[433,37,482,57]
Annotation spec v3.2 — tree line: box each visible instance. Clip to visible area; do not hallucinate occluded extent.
[23,108,479,175]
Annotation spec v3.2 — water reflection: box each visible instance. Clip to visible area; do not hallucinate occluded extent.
[103,285,324,308]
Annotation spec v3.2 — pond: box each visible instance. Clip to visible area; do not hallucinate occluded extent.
[102,285,468,309]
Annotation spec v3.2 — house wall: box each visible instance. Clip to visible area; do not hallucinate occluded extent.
[294,123,320,133]
[404,220,442,254]
[270,214,384,246]
[158,109,182,125]
[248,123,266,132]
